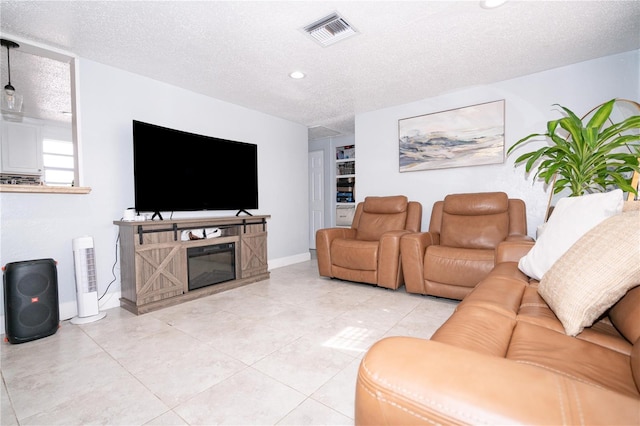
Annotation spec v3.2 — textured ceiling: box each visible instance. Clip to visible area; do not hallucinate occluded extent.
[1,1,639,137]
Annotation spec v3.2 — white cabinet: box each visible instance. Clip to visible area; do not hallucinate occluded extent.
[1,121,43,175]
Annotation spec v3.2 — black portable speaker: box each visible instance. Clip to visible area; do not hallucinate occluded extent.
[3,258,60,344]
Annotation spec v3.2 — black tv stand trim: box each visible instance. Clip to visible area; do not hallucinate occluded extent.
[151,211,164,220]
[235,209,253,217]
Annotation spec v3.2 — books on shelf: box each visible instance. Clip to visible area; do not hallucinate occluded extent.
[337,161,355,175]
[336,145,355,160]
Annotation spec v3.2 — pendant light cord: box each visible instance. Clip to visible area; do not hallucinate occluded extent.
[5,44,12,87]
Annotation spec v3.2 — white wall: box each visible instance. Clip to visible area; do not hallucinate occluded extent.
[0,59,309,325]
[355,50,640,237]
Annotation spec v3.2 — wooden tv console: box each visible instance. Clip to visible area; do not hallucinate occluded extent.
[114,215,270,315]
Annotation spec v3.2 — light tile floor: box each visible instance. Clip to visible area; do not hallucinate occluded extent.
[1,259,457,425]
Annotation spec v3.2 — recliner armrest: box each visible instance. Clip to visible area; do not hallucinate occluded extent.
[505,233,534,243]
[400,231,440,253]
[377,230,412,289]
[316,227,357,241]
[316,227,357,277]
[400,232,439,294]
[496,239,534,264]
[356,337,639,425]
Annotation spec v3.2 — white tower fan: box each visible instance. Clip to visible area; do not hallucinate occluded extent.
[70,236,106,324]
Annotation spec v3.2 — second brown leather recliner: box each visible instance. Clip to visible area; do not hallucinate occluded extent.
[400,191,533,299]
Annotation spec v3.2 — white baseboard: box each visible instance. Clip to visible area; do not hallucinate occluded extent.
[268,252,311,270]
[59,300,78,321]
[97,293,123,312]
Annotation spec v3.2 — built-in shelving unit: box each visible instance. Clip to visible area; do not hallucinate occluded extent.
[336,145,355,226]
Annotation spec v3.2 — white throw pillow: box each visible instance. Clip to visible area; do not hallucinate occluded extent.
[518,189,624,280]
[538,209,640,336]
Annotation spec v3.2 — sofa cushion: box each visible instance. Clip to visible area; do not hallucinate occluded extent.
[361,195,408,214]
[609,286,640,347]
[507,321,639,398]
[424,245,495,287]
[440,212,510,249]
[538,209,640,337]
[442,191,508,215]
[518,189,624,280]
[440,192,509,249]
[431,305,516,357]
[356,212,407,241]
[457,275,527,317]
[331,238,379,271]
[356,196,409,241]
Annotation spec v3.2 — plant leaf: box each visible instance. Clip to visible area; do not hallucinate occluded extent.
[507,100,640,197]
[586,99,614,131]
[507,133,546,155]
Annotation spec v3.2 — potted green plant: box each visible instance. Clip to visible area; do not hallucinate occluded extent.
[507,99,640,197]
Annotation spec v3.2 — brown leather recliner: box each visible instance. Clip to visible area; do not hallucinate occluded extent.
[316,195,422,289]
[401,191,533,299]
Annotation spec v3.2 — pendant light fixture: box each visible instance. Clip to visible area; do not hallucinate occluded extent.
[1,38,23,121]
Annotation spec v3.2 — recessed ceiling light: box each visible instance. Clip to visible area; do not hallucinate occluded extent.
[480,0,507,9]
[289,71,306,79]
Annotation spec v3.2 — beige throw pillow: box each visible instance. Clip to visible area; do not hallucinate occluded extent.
[518,189,624,280]
[538,209,640,336]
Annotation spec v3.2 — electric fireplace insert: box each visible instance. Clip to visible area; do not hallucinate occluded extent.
[187,242,236,291]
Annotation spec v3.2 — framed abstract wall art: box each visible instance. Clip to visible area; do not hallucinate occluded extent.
[398,100,505,172]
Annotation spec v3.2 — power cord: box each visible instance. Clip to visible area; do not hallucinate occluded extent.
[99,232,119,301]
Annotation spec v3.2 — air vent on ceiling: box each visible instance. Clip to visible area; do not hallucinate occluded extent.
[302,12,358,47]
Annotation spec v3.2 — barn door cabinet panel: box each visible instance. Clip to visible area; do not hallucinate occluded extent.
[240,222,268,278]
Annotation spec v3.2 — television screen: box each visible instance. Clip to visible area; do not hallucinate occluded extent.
[132,120,258,216]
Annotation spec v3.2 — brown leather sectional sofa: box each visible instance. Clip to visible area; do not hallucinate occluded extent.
[355,240,640,424]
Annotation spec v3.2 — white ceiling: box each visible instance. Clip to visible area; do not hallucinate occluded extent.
[1,1,639,138]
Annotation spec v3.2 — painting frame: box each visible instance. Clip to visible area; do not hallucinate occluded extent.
[398,99,505,172]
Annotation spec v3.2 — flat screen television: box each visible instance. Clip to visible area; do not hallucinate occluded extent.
[132,120,258,219]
